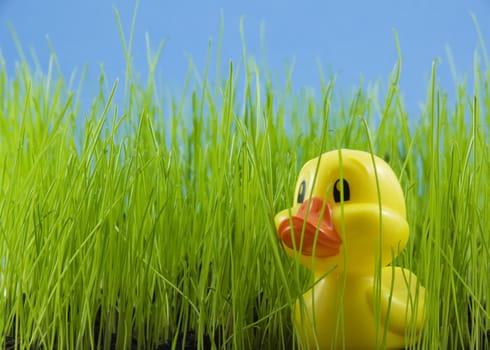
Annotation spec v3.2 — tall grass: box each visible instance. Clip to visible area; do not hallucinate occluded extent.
[0,20,489,349]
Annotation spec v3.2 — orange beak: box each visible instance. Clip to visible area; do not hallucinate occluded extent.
[277,197,342,257]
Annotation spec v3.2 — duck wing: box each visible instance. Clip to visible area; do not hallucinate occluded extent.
[368,266,425,336]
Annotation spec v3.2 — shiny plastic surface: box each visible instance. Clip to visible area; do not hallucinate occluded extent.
[275,149,425,349]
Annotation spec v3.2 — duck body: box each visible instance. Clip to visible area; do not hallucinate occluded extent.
[275,149,425,349]
[296,267,423,349]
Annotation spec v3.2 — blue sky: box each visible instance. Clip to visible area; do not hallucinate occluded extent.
[1,1,489,115]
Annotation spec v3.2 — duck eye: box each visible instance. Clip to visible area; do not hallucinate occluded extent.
[333,179,350,202]
[297,180,306,203]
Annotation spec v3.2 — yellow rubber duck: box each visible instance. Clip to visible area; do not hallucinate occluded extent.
[275,149,425,349]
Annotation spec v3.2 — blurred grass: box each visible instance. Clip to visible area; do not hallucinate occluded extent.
[0,19,489,350]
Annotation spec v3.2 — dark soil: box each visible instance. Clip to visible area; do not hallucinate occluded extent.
[4,330,213,350]
[3,304,217,350]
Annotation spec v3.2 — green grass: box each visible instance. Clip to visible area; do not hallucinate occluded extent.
[0,18,489,349]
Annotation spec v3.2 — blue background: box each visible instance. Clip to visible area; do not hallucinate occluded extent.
[1,1,489,115]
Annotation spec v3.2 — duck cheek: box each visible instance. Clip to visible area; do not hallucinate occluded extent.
[332,205,383,261]
[332,205,382,241]
[332,206,409,266]
[377,209,410,260]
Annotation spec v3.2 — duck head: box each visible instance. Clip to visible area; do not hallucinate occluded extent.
[275,149,409,276]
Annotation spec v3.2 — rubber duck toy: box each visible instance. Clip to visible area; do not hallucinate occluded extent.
[275,149,425,349]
